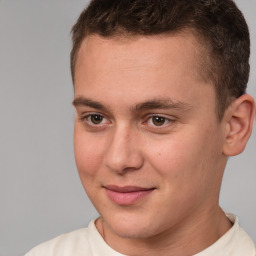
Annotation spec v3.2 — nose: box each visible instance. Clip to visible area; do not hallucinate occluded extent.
[104,125,144,174]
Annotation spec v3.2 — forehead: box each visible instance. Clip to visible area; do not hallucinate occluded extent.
[75,32,205,84]
[74,33,216,119]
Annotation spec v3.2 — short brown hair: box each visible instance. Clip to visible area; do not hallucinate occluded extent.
[71,0,250,120]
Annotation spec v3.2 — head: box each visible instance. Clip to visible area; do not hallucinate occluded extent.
[70,0,254,254]
[71,0,250,120]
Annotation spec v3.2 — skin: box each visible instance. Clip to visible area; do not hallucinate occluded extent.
[73,33,254,256]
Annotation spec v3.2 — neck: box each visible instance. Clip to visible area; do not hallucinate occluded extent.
[96,207,232,256]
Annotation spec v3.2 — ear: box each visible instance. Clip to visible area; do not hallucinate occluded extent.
[222,94,255,156]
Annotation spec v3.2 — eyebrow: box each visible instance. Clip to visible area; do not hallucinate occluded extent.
[132,98,192,112]
[72,97,108,111]
[72,97,192,112]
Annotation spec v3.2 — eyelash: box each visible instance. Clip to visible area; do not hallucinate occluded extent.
[80,113,110,126]
[79,113,176,129]
[145,115,173,127]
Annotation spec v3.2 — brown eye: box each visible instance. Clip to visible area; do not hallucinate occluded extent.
[90,114,104,124]
[152,116,166,126]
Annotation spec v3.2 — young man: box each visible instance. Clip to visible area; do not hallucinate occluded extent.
[26,0,255,255]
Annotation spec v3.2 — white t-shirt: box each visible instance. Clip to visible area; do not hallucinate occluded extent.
[25,214,255,256]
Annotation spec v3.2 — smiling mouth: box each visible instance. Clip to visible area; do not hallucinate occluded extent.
[104,185,156,205]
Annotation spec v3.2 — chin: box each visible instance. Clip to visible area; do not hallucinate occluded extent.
[112,223,155,239]
[103,211,163,239]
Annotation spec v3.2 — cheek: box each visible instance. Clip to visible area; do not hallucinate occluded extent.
[145,128,221,190]
[144,134,196,174]
[74,125,105,178]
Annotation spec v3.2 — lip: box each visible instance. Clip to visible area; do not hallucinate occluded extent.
[104,185,155,205]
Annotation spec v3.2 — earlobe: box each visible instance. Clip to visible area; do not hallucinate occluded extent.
[222,94,255,156]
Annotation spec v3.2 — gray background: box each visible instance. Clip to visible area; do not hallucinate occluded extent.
[0,1,255,255]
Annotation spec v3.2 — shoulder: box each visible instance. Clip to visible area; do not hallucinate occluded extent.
[227,214,255,255]
[25,219,125,256]
[236,226,256,256]
[195,213,255,256]
[25,227,91,256]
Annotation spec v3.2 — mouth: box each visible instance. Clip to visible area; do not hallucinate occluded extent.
[103,185,156,205]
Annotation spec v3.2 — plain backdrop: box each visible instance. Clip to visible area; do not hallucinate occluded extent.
[0,1,255,255]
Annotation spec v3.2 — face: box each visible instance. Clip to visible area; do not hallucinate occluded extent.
[73,34,228,240]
